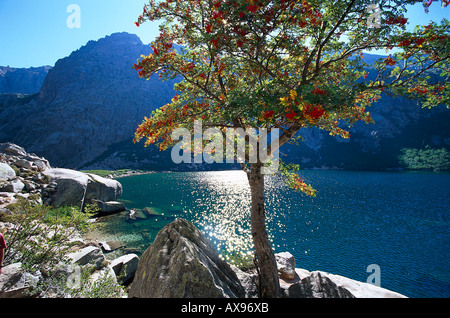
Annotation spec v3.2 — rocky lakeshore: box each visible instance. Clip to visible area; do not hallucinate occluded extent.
[0,143,407,298]
[0,216,407,299]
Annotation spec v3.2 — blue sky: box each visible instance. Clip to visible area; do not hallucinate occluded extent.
[0,0,449,68]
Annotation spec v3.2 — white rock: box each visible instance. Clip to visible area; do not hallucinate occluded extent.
[0,143,27,157]
[0,179,25,193]
[0,263,42,298]
[279,267,407,298]
[92,200,125,214]
[42,168,122,209]
[0,163,15,181]
[318,271,408,298]
[32,159,50,171]
[90,266,117,283]
[275,252,296,280]
[14,159,33,170]
[67,246,105,270]
[109,253,139,284]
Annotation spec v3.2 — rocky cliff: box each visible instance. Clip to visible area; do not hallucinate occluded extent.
[0,32,448,171]
[286,96,450,171]
[0,66,51,94]
[0,142,123,213]
[0,32,176,169]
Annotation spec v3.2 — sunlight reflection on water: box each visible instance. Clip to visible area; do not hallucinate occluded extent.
[185,171,254,260]
[104,170,450,297]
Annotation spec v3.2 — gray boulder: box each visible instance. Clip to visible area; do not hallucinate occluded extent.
[275,252,296,280]
[109,253,139,285]
[66,246,105,270]
[0,263,42,298]
[0,143,27,157]
[42,168,122,209]
[231,252,408,298]
[128,218,245,298]
[0,163,15,181]
[279,268,407,298]
[14,159,33,170]
[31,158,51,172]
[0,179,25,193]
[92,200,125,214]
[230,265,259,298]
[280,269,355,298]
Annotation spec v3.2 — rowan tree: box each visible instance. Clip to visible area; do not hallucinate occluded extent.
[132,0,449,297]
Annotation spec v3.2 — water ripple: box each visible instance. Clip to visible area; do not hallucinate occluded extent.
[106,170,450,298]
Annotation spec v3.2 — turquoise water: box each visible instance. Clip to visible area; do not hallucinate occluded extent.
[100,170,449,298]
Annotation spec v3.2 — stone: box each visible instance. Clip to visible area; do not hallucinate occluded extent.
[0,143,27,157]
[42,169,88,207]
[280,269,355,298]
[275,252,296,280]
[128,209,147,220]
[230,265,259,298]
[109,253,139,285]
[32,159,50,171]
[0,192,15,209]
[93,200,125,214]
[66,246,105,270]
[88,267,126,298]
[230,252,408,298]
[23,180,36,192]
[0,179,25,193]
[14,159,33,170]
[99,240,125,252]
[310,270,408,298]
[0,207,12,218]
[0,263,42,298]
[0,163,15,181]
[42,168,122,209]
[279,268,407,298]
[90,266,118,284]
[128,218,245,298]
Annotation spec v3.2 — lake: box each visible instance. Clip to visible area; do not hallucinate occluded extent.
[96,170,450,298]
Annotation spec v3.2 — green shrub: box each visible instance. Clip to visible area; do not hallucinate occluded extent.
[3,198,96,271]
[399,146,450,171]
[222,251,256,271]
[68,266,125,298]
[2,198,126,298]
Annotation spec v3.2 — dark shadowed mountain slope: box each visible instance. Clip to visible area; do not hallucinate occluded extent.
[0,65,51,94]
[0,32,176,168]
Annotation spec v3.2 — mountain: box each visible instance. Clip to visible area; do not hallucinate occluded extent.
[286,98,449,170]
[0,32,177,169]
[0,32,448,171]
[0,65,51,94]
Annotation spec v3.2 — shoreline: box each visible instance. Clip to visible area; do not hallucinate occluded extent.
[85,167,449,181]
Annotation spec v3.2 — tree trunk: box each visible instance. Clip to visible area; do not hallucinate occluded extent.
[247,163,281,298]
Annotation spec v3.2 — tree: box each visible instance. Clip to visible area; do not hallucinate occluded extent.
[132,0,449,297]
[399,146,450,171]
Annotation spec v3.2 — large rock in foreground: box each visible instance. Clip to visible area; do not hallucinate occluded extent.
[43,168,122,209]
[0,263,41,298]
[129,218,245,298]
[280,267,407,298]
